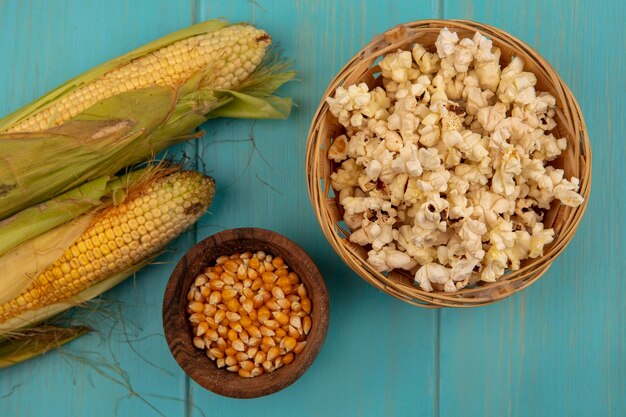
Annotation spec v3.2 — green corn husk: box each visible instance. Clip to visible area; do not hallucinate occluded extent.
[0,164,214,366]
[0,169,146,257]
[0,19,295,220]
[0,326,90,369]
[0,260,149,337]
[0,258,149,368]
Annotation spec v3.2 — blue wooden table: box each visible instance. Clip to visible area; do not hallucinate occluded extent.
[1,0,624,416]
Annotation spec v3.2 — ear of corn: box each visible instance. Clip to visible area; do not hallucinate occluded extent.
[1,20,285,134]
[0,20,228,133]
[0,87,175,219]
[0,214,95,306]
[0,167,215,327]
[0,169,150,304]
[0,326,90,369]
[0,169,146,257]
[0,21,293,220]
[0,261,149,336]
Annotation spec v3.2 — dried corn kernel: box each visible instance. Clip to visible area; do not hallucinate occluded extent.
[186,251,312,378]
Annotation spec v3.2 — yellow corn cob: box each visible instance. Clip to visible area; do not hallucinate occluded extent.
[7,24,270,133]
[0,170,215,322]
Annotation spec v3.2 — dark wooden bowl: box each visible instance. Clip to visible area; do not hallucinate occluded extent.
[162,228,330,398]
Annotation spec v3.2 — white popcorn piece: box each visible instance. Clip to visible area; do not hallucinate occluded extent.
[450,257,481,283]
[396,225,438,264]
[418,147,442,171]
[454,163,489,187]
[481,246,508,282]
[384,130,403,152]
[514,198,542,228]
[342,196,386,214]
[458,219,487,255]
[328,135,348,162]
[389,173,409,205]
[505,230,531,270]
[372,224,395,251]
[489,219,517,251]
[326,83,372,127]
[346,131,372,159]
[414,263,451,292]
[473,33,501,92]
[453,37,478,73]
[410,75,432,101]
[362,87,392,119]
[464,84,494,116]
[435,27,460,58]
[418,124,441,147]
[521,156,546,182]
[534,133,567,161]
[403,178,424,205]
[497,57,538,105]
[414,195,449,231]
[554,177,585,207]
[477,102,507,133]
[327,26,584,291]
[470,189,515,227]
[492,148,522,198]
[367,247,418,272]
[412,44,440,74]
[417,169,451,193]
[364,159,382,181]
[331,159,361,191]
[380,50,414,83]
[429,75,450,114]
[529,223,554,258]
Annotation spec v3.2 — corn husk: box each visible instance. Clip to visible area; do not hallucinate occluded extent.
[0,169,145,257]
[0,19,294,220]
[0,20,228,133]
[0,164,213,325]
[0,326,90,369]
[0,260,148,336]
[0,89,174,219]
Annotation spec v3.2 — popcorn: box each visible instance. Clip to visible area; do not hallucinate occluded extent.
[492,148,522,198]
[331,159,361,190]
[412,44,440,74]
[497,57,538,105]
[415,263,451,292]
[367,248,418,272]
[473,33,502,92]
[529,223,554,258]
[435,27,460,58]
[328,135,348,162]
[554,177,585,207]
[477,102,507,133]
[379,50,415,83]
[327,27,584,292]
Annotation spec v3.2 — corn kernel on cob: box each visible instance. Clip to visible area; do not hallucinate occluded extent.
[0,170,215,322]
[7,24,270,133]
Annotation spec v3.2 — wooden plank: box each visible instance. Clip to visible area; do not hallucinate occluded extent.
[188,0,440,416]
[0,1,194,416]
[440,1,626,416]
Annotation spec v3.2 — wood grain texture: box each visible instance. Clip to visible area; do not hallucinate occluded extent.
[440,0,625,416]
[0,0,623,416]
[0,1,196,416]
[162,228,329,398]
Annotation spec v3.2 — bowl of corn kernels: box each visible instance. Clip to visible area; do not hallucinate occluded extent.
[162,228,329,398]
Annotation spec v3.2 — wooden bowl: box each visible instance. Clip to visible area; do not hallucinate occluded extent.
[162,228,330,398]
[305,20,591,307]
